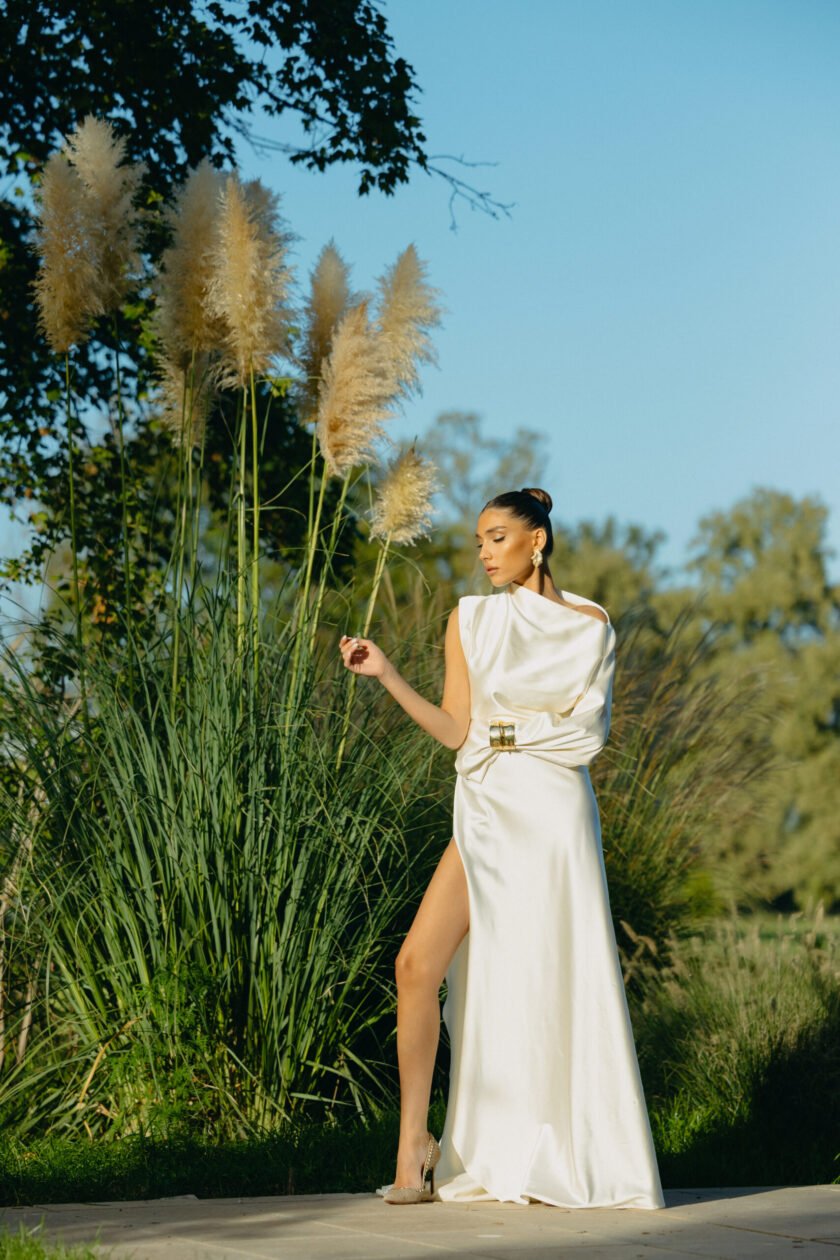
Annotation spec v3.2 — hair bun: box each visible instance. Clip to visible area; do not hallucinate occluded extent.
[521,487,553,515]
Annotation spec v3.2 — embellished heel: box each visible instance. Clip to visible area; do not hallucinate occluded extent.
[383,1131,441,1204]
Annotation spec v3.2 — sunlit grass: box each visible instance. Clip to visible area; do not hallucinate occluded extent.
[0,1226,99,1260]
[636,907,840,1186]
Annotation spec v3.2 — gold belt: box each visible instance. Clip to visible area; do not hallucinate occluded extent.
[489,716,517,749]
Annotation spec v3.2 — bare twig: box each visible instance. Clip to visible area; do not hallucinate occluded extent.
[237,125,515,231]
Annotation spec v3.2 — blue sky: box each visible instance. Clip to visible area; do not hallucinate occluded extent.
[237,0,840,585]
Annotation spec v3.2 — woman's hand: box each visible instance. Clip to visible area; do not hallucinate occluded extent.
[338,633,391,680]
[337,607,468,749]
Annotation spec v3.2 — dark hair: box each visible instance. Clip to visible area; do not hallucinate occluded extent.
[481,487,554,558]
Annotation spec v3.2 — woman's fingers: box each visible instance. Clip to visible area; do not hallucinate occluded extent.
[338,633,368,669]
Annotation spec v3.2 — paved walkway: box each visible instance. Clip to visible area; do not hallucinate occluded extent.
[1,1186,838,1258]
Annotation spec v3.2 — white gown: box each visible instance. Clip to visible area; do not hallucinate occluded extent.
[433,582,665,1209]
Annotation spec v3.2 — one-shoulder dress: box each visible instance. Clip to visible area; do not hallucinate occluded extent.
[433,582,665,1209]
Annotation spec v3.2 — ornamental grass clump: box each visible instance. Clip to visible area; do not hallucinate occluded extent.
[11,119,451,1145]
[634,908,840,1183]
[0,606,453,1140]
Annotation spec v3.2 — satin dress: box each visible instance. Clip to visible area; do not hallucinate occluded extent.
[432,582,665,1209]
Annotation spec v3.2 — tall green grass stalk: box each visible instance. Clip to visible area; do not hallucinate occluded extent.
[307,473,353,655]
[111,325,135,703]
[284,458,328,736]
[235,393,248,665]
[249,368,260,684]
[335,532,391,770]
[169,361,191,721]
[62,355,85,719]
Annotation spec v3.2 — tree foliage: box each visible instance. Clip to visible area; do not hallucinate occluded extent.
[0,0,429,581]
[682,488,840,909]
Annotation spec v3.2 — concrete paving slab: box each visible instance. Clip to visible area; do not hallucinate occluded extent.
[0,1186,837,1259]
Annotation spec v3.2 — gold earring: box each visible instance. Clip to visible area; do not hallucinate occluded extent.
[531,548,543,567]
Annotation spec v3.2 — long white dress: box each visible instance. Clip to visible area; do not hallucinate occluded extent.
[433,582,665,1209]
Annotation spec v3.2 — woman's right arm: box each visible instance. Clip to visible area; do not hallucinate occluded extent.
[338,606,471,751]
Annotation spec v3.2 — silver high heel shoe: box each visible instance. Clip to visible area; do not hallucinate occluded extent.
[383,1131,441,1204]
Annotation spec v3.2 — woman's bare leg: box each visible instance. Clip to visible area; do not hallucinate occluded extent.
[391,836,469,1190]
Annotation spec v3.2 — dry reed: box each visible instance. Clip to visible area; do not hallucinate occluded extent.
[155,353,214,451]
[299,241,356,418]
[62,115,145,311]
[375,244,443,398]
[315,299,396,477]
[32,152,102,352]
[155,159,228,367]
[369,443,439,545]
[204,174,294,388]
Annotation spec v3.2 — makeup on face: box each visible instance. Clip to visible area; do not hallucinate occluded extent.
[474,513,531,582]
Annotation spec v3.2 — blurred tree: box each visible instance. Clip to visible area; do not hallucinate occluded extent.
[683,486,840,910]
[549,517,668,619]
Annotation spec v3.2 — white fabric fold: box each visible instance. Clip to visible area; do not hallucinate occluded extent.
[454,615,615,783]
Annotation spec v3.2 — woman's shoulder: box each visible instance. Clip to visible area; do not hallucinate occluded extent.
[451,593,495,644]
[455,592,498,622]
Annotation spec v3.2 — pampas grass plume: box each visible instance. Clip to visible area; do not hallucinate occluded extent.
[63,115,145,311]
[375,244,443,398]
[369,443,438,545]
[315,299,396,478]
[300,241,354,417]
[156,353,214,451]
[155,159,228,366]
[33,152,102,352]
[205,174,294,388]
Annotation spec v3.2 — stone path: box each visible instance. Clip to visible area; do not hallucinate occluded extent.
[1,1185,838,1258]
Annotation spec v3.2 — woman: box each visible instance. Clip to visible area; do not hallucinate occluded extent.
[339,487,665,1210]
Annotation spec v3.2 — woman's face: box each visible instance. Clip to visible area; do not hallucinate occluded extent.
[474,509,545,587]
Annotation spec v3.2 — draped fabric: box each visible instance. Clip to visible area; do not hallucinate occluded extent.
[431,583,665,1208]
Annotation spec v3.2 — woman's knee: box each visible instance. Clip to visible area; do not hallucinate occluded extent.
[395,942,440,993]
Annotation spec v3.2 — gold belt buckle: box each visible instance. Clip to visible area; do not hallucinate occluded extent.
[489,716,516,749]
